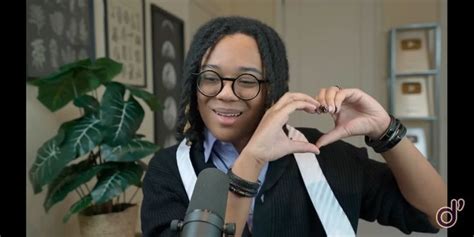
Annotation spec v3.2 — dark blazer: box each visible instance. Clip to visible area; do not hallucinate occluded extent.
[141,128,438,236]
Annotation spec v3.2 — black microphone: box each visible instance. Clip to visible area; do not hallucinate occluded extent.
[170,168,236,236]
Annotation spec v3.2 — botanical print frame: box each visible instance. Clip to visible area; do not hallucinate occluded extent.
[151,4,184,149]
[27,0,95,80]
[104,0,146,87]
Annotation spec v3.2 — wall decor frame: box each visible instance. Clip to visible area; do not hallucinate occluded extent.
[27,0,96,80]
[104,0,146,87]
[151,4,184,148]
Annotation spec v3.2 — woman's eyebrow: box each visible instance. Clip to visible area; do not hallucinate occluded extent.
[201,64,262,76]
[201,64,220,70]
[237,66,262,76]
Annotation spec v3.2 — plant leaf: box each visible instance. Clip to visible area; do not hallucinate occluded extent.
[29,59,92,87]
[62,114,103,157]
[43,160,109,212]
[62,194,92,223]
[33,59,102,112]
[101,139,159,162]
[126,85,162,111]
[90,163,143,204]
[101,83,144,146]
[30,58,123,112]
[92,57,123,83]
[73,95,100,115]
[29,132,76,194]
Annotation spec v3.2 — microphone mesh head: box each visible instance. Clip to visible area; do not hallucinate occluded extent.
[186,168,230,219]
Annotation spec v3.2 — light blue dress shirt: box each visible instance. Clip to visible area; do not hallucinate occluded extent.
[203,129,269,231]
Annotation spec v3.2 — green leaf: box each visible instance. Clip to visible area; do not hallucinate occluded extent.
[102,139,159,162]
[35,65,102,112]
[92,58,123,83]
[63,194,92,223]
[62,115,103,157]
[101,83,144,146]
[29,131,76,194]
[73,95,100,115]
[91,163,143,204]
[59,58,94,71]
[43,160,108,212]
[126,85,162,111]
[30,58,123,112]
[30,59,92,87]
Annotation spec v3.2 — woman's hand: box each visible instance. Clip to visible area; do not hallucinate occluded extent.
[314,87,391,148]
[242,92,321,165]
[241,88,390,165]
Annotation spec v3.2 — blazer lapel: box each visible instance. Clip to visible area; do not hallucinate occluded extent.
[190,138,291,194]
[259,154,292,194]
[190,140,215,175]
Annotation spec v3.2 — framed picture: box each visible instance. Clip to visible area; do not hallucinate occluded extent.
[396,29,432,73]
[394,76,432,118]
[27,0,95,80]
[151,4,184,149]
[104,0,146,87]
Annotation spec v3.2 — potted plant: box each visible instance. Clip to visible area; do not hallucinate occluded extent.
[28,57,160,236]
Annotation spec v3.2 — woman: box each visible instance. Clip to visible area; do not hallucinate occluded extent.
[141,16,446,237]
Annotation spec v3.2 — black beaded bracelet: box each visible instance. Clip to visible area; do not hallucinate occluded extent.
[365,115,406,153]
[229,183,257,197]
[228,169,260,197]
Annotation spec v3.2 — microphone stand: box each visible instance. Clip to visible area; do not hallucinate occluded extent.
[171,209,236,237]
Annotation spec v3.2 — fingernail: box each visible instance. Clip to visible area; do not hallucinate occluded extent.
[334,106,338,113]
[319,105,328,113]
[328,106,334,113]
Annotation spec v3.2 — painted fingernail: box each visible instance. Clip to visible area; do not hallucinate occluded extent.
[328,106,334,113]
[320,105,328,113]
[334,106,338,113]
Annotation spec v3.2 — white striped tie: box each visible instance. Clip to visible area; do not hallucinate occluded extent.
[288,125,355,237]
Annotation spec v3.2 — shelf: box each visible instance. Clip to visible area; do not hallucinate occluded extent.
[394,23,439,31]
[397,116,437,121]
[395,70,438,77]
[388,23,441,173]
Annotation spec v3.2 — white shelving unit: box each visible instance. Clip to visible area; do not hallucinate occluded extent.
[388,23,441,171]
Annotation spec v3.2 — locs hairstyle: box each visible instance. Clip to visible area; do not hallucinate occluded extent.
[176,16,289,144]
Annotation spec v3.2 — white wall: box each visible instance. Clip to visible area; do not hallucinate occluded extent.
[283,0,384,158]
[279,0,447,236]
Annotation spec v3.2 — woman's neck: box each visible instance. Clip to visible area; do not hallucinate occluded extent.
[232,136,251,154]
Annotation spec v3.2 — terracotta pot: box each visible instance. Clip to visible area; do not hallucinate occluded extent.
[78,204,139,237]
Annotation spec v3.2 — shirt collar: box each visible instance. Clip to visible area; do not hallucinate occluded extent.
[203,129,239,163]
[203,129,217,163]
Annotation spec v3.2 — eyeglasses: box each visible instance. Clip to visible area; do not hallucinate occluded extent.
[194,70,268,101]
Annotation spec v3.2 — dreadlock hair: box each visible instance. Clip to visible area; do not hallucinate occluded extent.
[175,16,289,145]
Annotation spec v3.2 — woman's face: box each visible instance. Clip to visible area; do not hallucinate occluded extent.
[197,33,267,151]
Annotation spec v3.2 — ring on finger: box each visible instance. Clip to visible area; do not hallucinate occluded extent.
[319,105,328,113]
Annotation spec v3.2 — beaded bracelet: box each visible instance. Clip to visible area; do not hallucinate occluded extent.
[365,115,407,153]
[228,169,260,197]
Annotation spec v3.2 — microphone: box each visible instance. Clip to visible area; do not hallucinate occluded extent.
[170,168,236,236]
